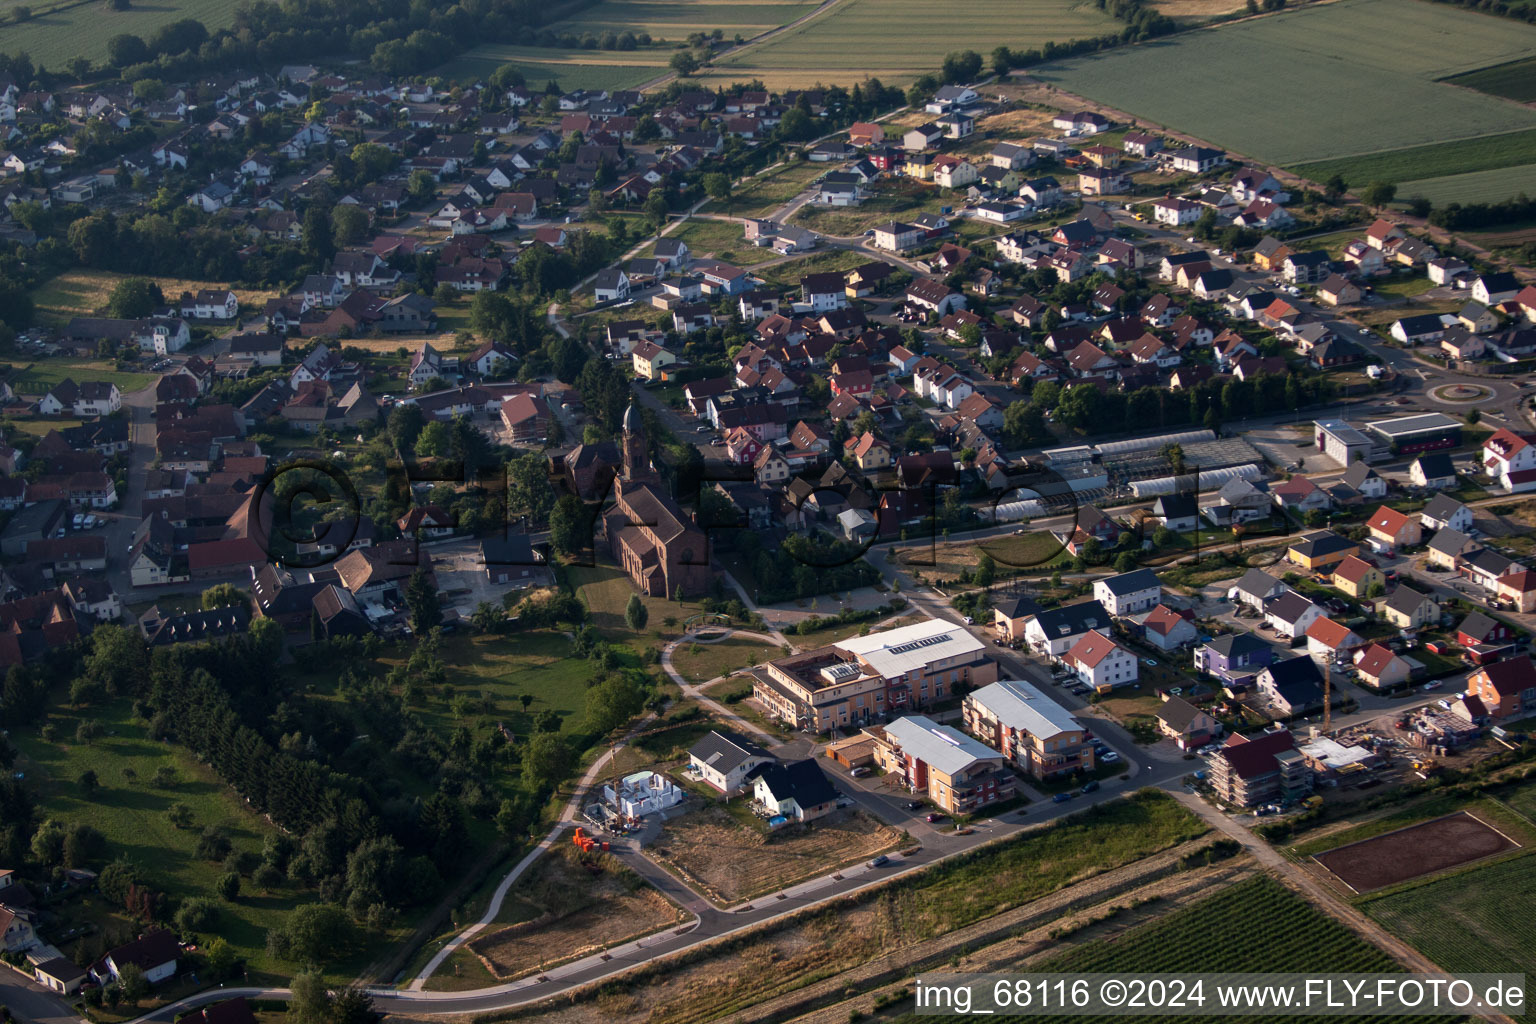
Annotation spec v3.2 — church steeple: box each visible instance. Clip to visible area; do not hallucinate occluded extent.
[622,400,650,483]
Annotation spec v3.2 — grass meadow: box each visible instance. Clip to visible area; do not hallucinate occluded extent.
[33,268,279,326]
[11,699,393,982]
[0,0,245,66]
[1030,0,1536,195]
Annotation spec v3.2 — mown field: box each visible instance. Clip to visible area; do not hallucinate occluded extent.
[1443,54,1536,102]
[1030,0,1536,191]
[436,46,665,91]
[1364,854,1536,1013]
[0,0,244,66]
[438,0,820,86]
[33,268,278,326]
[700,0,1118,87]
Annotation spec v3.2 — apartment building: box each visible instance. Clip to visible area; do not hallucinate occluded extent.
[873,715,1016,814]
[1207,729,1312,807]
[963,679,1095,780]
[755,618,997,731]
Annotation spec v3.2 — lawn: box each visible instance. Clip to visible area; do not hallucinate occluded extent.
[11,699,389,982]
[701,0,1118,87]
[32,268,280,326]
[367,630,592,739]
[1030,0,1536,170]
[1364,854,1536,1013]
[790,180,957,236]
[1442,54,1536,102]
[710,160,829,218]
[670,635,783,683]
[0,0,244,66]
[568,562,695,642]
[9,360,157,394]
[640,217,780,266]
[752,248,871,289]
[1291,128,1536,191]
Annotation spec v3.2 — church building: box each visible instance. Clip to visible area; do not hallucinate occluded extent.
[602,402,712,598]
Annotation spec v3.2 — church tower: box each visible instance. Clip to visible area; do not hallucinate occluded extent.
[621,400,652,483]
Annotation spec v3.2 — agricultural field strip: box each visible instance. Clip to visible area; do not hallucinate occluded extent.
[707,0,1117,78]
[1441,54,1536,102]
[1288,129,1536,190]
[1029,0,1536,166]
[1397,163,1536,207]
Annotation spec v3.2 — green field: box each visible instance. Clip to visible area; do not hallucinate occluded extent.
[1443,54,1536,102]
[438,0,821,86]
[1289,129,1536,191]
[436,46,665,91]
[0,0,244,66]
[701,0,1118,87]
[1398,163,1536,206]
[642,217,781,265]
[708,159,829,217]
[1365,855,1536,1011]
[13,699,384,981]
[1030,0,1536,172]
[10,360,157,394]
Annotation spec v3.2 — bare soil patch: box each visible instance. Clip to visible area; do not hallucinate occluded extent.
[1313,811,1519,893]
[465,846,684,980]
[649,805,903,905]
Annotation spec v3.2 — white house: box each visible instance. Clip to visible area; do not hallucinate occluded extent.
[1064,630,1139,691]
[1152,197,1202,227]
[1484,428,1536,494]
[1420,494,1473,534]
[688,730,775,795]
[593,267,631,303]
[1092,568,1162,617]
[749,759,837,823]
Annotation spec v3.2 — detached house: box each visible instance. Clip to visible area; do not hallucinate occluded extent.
[1092,568,1162,617]
[1064,630,1139,692]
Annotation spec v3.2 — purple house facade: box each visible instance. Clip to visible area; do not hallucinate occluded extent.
[1194,633,1275,688]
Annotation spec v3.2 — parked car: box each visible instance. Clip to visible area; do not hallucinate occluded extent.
[954,826,974,836]
[1081,780,1100,794]
[867,854,890,868]
[925,812,946,823]
[71,513,84,529]
[851,766,871,778]
[1053,792,1073,803]
[905,800,924,810]
[1101,751,1121,763]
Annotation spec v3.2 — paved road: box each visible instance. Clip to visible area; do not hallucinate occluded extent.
[0,968,87,1024]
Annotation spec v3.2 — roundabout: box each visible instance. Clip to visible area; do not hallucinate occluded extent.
[1429,382,1493,405]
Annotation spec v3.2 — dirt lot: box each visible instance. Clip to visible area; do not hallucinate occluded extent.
[465,846,684,979]
[649,805,903,905]
[1313,811,1520,893]
[1151,0,1248,18]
